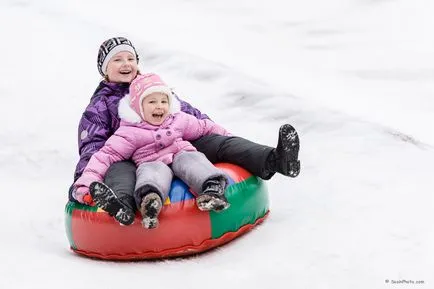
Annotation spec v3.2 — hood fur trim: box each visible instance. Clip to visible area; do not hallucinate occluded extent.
[169,92,181,114]
[118,95,143,123]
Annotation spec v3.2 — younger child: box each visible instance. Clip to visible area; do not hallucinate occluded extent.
[73,73,231,229]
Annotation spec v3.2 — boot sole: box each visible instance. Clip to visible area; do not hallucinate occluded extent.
[196,194,230,212]
[140,194,162,229]
[142,217,159,229]
[278,124,299,154]
[90,182,135,226]
[278,124,301,177]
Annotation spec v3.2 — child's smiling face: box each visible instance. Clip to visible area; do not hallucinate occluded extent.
[106,51,138,83]
[141,92,170,125]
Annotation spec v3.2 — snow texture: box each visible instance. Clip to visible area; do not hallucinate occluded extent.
[0,0,433,288]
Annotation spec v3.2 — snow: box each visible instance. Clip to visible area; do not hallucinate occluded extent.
[0,0,433,288]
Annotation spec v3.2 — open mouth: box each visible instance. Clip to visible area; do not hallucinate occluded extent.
[152,113,164,120]
[119,70,132,75]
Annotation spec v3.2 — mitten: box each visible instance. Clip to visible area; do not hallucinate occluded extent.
[73,186,93,205]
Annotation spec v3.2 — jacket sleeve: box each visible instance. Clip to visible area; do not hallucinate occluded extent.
[181,113,231,141]
[74,128,137,188]
[73,99,112,181]
[174,93,211,120]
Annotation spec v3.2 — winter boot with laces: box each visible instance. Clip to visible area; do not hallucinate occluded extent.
[196,178,230,212]
[266,124,301,178]
[139,192,163,229]
[89,181,136,226]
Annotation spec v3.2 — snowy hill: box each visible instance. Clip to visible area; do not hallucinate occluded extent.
[0,1,432,288]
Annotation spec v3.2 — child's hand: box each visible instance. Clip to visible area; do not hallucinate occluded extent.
[73,186,94,205]
[82,194,94,205]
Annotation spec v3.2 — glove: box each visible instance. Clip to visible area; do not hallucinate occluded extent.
[73,186,94,205]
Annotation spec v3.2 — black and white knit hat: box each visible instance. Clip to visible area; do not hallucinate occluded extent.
[97,37,139,76]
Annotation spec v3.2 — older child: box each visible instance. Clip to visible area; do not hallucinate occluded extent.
[70,36,300,225]
[74,73,231,228]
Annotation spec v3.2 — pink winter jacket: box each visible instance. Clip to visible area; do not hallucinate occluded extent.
[74,97,230,192]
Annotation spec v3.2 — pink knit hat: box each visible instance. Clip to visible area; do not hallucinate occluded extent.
[129,73,179,119]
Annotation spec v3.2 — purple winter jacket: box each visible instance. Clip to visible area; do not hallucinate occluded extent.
[73,81,210,181]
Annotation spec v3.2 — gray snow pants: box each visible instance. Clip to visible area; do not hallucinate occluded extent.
[133,151,228,208]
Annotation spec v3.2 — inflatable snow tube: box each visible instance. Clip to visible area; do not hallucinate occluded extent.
[65,163,269,260]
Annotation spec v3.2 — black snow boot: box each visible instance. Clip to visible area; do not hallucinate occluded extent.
[196,178,230,212]
[90,181,136,226]
[266,124,300,178]
[139,192,163,229]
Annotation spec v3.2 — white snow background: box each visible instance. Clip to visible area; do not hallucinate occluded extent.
[0,0,433,288]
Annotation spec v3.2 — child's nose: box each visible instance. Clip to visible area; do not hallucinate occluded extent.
[120,59,130,66]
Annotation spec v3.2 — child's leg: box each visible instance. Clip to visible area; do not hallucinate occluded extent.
[134,161,173,207]
[89,161,137,226]
[172,151,230,211]
[191,124,300,179]
[104,160,137,210]
[191,135,273,179]
[135,161,173,229]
